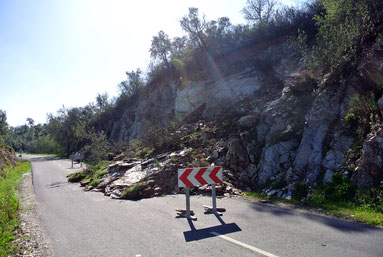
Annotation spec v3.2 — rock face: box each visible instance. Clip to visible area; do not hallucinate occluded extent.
[0,145,16,170]
[110,43,297,142]
[97,36,383,198]
[352,128,383,189]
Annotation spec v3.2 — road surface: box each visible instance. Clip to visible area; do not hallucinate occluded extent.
[27,155,383,257]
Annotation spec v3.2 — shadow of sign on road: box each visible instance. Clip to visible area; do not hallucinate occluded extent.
[183,213,241,242]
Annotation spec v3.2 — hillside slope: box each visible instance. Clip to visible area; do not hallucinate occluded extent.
[75,27,383,201]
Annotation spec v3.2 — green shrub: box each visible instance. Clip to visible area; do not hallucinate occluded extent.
[293,181,308,199]
[89,178,100,187]
[310,187,326,204]
[271,178,287,190]
[310,0,376,73]
[324,173,356,202]
[346,93,379,129]
[67,171,87,182]
[344,113,357,124]
[355,185,383,213]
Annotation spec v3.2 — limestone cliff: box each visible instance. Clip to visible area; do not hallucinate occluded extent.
[107,34,383,195]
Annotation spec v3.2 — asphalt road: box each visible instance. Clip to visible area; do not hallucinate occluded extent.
[27,155,383,257]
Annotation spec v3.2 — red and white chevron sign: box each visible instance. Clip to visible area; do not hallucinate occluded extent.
[178,166,223,188]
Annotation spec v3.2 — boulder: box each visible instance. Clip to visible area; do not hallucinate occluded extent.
[238,114,260,128]
[225,138,250,171]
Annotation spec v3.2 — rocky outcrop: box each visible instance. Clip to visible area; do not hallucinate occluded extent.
[0,145,16,170]
[85,35,383,199]
[110,43,299,142]
[352,128,383,189]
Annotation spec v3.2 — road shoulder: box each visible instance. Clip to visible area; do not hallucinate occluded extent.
[15,171,53,256]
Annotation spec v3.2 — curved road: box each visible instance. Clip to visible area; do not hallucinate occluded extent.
[27,155,383,257]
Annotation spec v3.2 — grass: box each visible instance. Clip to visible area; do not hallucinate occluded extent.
[120,183,143,200]
[243,192,383,226]
[0,160,31,256]
[67,162,108,188]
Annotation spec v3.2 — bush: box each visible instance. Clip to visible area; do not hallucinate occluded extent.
[356,185,383,212]
[67,171,87,183]
[324,173,356,202]
[346,93,379,128]
[309,0,376,73]
[293,181,308,199]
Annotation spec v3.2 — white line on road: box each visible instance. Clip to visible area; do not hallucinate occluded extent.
[210,232,279,257]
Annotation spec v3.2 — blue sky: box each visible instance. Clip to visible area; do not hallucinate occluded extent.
[0,0,301,126]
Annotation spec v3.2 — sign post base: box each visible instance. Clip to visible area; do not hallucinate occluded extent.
[176,187,197,220]
[203,184,225,216]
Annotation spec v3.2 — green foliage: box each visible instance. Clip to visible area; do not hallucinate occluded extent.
[68,162,108,189]
[309,173,356,204]
[81,130,111,165]
[118,69,144,97]
[344,113,357,124]
[67,171,88,183]
[5,121,64,155]
[293,181,309,199]
[85,163,109,187]
[271,177,287,190]
[346,93,379,129]
[0,110,8,143]
[0,160,30,256]
[325,173,356,202]
[355,185,383,213]
[136,147,155,159]
[309,0,376,73]
[120,183,142,200]
[89,178,100,187]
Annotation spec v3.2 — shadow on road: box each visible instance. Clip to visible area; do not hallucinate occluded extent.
[45,181,69,189]
[183,213,241,242]
[250,202,381,233]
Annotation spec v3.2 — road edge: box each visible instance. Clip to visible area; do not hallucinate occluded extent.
[15,168,53,256]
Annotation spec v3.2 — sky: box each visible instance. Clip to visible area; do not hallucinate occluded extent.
[0,0,301,127]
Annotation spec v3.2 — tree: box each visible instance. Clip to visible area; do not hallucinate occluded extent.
[0,110,8,140]
[96,92,109,111]
[171,36,188,57]
[118,69,144,97]
[309,0,378,73]
[26,118,34,127]
[242,0,276,25]
[205,17,233,54]
[180,8,208,50]
[150,31,172,67]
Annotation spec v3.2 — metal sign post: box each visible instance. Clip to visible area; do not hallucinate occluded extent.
[203,183,226,216]
[70,153,84,168]
[176,186,197,220]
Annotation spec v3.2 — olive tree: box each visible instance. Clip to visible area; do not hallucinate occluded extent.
[242,0,276,25]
